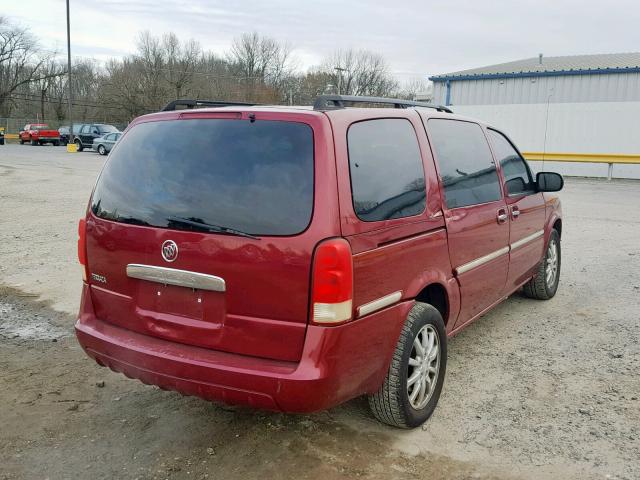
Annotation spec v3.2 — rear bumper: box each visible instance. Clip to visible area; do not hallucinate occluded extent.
[34,138,59,143]
[75,283,411,412]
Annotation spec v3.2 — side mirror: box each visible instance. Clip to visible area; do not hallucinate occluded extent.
[536,172,564,192]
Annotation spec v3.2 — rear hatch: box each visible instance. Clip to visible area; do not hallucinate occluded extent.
[85,110,335,362]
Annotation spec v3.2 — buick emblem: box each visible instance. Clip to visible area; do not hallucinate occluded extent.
[161,240,178,262]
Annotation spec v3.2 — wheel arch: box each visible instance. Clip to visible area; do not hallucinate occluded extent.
[553,218,562,237]
[411,278,459,331]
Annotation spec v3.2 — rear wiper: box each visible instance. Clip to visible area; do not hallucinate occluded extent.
[167,216,261,240]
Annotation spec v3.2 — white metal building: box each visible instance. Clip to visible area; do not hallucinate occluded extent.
[429,53,640,179]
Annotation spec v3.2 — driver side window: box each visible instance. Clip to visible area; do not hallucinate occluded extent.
[487,129,535,196]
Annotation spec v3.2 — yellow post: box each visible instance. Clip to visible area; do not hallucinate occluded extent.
[67,143,77,153]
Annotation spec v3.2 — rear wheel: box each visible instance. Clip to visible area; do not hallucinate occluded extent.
[97,144,106,155]
[523,229,561,300]
[368,302,447,428]
[75,139,83,152]
[53,140,60,146]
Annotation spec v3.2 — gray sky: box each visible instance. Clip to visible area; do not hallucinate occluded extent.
[5,0,640,81]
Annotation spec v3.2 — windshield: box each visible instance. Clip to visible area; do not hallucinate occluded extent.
[91,118,314,236]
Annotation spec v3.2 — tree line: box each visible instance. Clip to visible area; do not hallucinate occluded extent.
[0,16,428,127]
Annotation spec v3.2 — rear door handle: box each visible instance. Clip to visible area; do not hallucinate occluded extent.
[511,206,520,219]
[497,209,508,224]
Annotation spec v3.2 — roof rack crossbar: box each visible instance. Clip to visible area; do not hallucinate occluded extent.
[162,99,258,112]
[313,94,453,113]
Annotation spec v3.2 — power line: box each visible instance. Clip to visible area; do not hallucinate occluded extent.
[6,93,150,111]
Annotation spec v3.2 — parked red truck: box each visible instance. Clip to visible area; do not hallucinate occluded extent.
[19,123,61,146]
[75,96,563,428]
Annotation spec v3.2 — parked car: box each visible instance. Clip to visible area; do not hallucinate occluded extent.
[58,126,70,146]
[19,123,60,145]
[73,123,119,151]
[92,132,122,155]
[0,128,4,145]
[75,95,564,428]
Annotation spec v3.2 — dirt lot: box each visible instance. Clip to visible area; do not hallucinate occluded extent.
[1,144,638,480]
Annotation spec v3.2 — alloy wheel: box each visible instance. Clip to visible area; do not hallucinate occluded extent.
[545,239,558,287]
[407,324,440,410]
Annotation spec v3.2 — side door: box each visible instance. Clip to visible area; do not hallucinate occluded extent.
[79,125,89,144]
[104,133,117,150]
[90,125,100,142]
[424,117,509,329]
[486,129,546,291]
[21,125,30,141]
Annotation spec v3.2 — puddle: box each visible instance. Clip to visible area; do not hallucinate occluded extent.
[0,297,71,341]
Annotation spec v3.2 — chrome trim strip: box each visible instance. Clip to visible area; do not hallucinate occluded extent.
[357,291,402,318]
[126,264,226,292]
[455,246,510,275]
[510,229,544,251]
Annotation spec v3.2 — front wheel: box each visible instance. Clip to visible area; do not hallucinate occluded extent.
[31,138,38,146]
[523,229,561,300]
[97,144,106,155]
[368,302,447,428]
[19,138,24,145]
[74,139,83,152]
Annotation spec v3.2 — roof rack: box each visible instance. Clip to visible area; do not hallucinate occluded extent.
[161,99,258,112]
[313,94,453,113]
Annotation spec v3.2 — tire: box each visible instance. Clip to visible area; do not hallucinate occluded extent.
[19,138,24,145]
[368,302,447,428]
[31,138,38,146]
[523,229,561,300]
[97,144,106,155]
[75,139,83,152]
[53,140,60,146]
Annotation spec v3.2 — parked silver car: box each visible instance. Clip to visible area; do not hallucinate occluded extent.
[92,132,122,155]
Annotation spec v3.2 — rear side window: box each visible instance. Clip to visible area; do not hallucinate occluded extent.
[487,129,535,195]
[91,119,314,236]
[347,119,426,222]
[428,119,502,209]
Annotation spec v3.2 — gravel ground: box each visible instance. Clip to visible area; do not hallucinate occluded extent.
[0,144,638,480]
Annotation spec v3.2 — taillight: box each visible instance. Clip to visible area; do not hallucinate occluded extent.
[311,238,353,325]
[78,218,88,281]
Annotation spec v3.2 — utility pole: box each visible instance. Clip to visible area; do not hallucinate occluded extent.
[334,67,346,95]
[66,0,73,144]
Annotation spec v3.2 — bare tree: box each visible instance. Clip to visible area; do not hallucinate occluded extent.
[227,32,293,101]
[319,49,398,97]
[31,59,66,121]
[395,78,431,101]
[161,33,201,99]
[0,16,59,116]
[3,23,410,125]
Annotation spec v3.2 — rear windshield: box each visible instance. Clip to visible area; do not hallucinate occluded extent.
[91,118,314,236]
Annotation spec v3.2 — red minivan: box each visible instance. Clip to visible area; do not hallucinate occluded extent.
[75,95,563,428]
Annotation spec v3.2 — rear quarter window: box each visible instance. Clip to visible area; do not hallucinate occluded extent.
[91,118,314,236]
[347,118,426,222]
